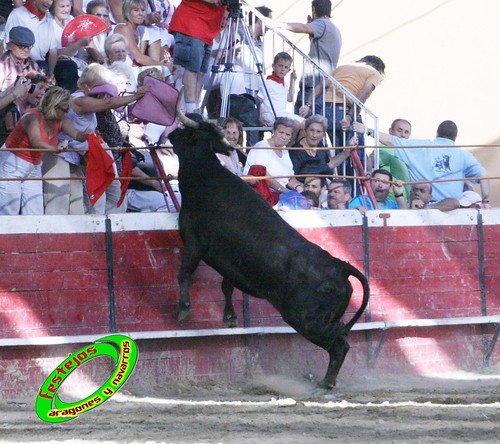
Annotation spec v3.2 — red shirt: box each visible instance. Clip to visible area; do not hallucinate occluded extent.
[169,0,226,46]
[6,109,61,165]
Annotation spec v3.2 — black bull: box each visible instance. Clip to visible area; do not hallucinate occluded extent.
[169,120,369,388]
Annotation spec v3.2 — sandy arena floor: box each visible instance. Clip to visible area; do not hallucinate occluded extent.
[1,371,499,443]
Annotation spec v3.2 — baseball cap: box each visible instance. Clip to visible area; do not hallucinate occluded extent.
[459,191,482,208]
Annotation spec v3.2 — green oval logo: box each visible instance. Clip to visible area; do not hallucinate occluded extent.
[36,334,138,423]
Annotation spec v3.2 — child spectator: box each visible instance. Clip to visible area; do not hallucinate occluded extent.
[258,51,303,138]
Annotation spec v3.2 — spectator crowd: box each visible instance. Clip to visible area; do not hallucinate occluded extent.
[0,0,491,215]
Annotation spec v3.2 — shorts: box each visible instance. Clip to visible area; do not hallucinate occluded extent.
[173,33,211,73]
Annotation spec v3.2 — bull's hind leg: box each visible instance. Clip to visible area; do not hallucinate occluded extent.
[221,278,238,328]
[321,335,350,389]
[177,246,202,322]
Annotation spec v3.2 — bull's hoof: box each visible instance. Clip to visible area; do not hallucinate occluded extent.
[223,314,238,328]
[318,379,335,390]
[177,302,191,323]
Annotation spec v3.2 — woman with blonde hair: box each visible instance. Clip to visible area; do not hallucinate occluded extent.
[0,86,87,215]
[114,0,172,70]
[43,63,148,215]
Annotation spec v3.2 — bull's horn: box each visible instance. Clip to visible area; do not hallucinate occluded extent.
[176,87,199,128]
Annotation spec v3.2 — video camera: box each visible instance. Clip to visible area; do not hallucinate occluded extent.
[224,0,241,14]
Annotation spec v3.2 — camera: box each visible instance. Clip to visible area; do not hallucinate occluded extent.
[17,74,45,94]
[224,0,240,13]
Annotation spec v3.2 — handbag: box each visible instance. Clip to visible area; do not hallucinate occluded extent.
[128,75,179,126]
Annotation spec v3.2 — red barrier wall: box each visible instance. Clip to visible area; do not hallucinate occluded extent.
[0,211,498,399]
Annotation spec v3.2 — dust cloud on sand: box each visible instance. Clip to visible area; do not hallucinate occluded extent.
[1,371,499,443]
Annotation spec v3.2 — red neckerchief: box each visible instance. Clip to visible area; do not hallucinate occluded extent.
[25,1,46,20]
[266,72,285,85]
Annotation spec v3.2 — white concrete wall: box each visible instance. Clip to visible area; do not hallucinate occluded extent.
[260,0,500,204]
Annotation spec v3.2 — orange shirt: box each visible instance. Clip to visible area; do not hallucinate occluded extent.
[5,109,61,165]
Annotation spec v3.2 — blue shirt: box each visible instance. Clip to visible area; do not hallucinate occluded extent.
[349,195,398,210]
[392,137,486,201]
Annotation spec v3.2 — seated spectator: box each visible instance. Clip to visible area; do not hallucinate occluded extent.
[324,179,352,209]
[0,86,87,215]
[124,102,181,212]
[409,183,488,211]
[360,119,490,204]
[0,71,49,146]
[216,117,244,176]
[126,149,181,212]
[86,0,113,65]
[302,190,320,208]
[4,0,59,79]
[276,190,312,211]
[113,0,172,70]
[348,168,406,213]
[303,176,326,207]
[291,114,352,179]
[43,63,147,215]
[243,117,304,196]
[104,33,129,66]
[0,26,41,90]
[258,51,303,139]
[50,0,93,92]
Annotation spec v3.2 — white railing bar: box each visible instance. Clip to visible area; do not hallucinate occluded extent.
[1,316,498,347]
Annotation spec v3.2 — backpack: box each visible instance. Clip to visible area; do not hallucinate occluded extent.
[228,93,262,127]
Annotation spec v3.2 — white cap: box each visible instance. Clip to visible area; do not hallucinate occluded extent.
[459,191,482,207]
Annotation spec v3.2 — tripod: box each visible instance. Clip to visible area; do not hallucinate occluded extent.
[200,5,276,121]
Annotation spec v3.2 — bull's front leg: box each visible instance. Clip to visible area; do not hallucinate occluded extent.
[221,277,237,328]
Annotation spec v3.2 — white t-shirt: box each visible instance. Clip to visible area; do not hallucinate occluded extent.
[243,140,293,188]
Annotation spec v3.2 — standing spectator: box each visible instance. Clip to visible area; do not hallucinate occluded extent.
[43,63,146,215]
[300,55,385,184]
[325,179,352,209]
[291,114,352,179]
[300,55,385,146]
[243,116,303,194]
[363,120,490,203]
[50,0,93,92]
[4,0,59,79]
[0,86,87,215]
[0,26,40,91]
[268,0,342,112]
[169,0,226,113]
[348,168,406,213]
[365,118,412,201]
[239,5,272,97]
[0,71,49,146]
[258,51,302,135]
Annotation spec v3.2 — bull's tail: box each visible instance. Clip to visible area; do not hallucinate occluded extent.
[343,264,370,332]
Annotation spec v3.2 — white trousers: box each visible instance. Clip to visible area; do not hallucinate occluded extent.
[0,150,43,215]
